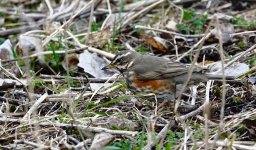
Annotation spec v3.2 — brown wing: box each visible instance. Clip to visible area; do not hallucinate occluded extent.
[130,59,190,81]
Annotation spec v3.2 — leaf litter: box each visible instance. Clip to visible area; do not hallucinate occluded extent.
[0,0,256,149]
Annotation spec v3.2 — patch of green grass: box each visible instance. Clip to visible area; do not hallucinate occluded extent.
[0,12,8,17]
[136,46,149,53]
[103,81,128,94]
[213,86,222,98]
[9,104,16,112]
[21,125,29,132]
[89,95,137,111]
[175,131,185,139]
[11,45,26,66]
[11,46,17,59]
[104,41,115,52]
[101,146,123,150]
[158,131,187,149]
[67,79,83,88]
[231,96,243,104]
[176,9,207,34]
[91,22,101,32]
[246,54,256,67]
[59,103,71,124]
[4,18,21,27]
[104,131,147,150]
[46,37,63,69]
[118,0,125,12]
[230,17,256,30]
[237,41,245,48]
[132,24,143,33]
[32,77,68,93]
[0,38,5,45]
[136,131,147,149]
[220,131,231,139]
[105,130,192,149]
[89,91,150,111]
[110,139,132,150]
[84,101,96,109]
[103,18,124,53]
[236,125,248,137]
[31,78,45,89]
[193,130,204,141]
[163,131,177,150]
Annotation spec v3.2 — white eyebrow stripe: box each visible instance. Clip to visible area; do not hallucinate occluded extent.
[112,52,131,63]
[121,52,131,57]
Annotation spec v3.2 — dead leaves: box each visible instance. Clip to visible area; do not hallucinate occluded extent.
[85,27,111,48]
[144,36,171,53]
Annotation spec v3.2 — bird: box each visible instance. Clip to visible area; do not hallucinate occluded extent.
[102,50,226,100]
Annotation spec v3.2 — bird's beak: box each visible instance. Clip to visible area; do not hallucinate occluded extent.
[101,63,115,70]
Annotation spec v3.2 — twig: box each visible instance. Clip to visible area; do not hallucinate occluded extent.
[204,80,212,150]
[22,93,48,121]
[0,65,32,104]
[232,30,256,36]
[14,139,51,149]
[136,25,256,38]
[225,44,256,69]
[196,115,218,127]
[191,85,198,105]
[65,30,115,59]
[143,119,176,150]
[1,47,87,63]
[135,25,204,38]
[0,25,40,36]
[87,46,115,59]
[1,46,114,63]
[0,96,23,105]
[50,122,137,136]
[40,74,118,83]
[211,16,227,150]
[75,139,92,149]
[101,0,112,29]
[176,32,212,61]
[45,0,54,17]
[174,19,214,114]
[42,0,95,46]
[47,0,80,21]
[88,0,95,32]
[168,81,210,123]
[195,140,256,150]
[121,0,166,29]
[178,101,208,121]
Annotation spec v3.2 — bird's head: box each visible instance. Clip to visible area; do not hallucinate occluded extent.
[102,50,139,72]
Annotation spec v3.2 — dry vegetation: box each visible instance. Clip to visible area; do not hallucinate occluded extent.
[0,0,256,149]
